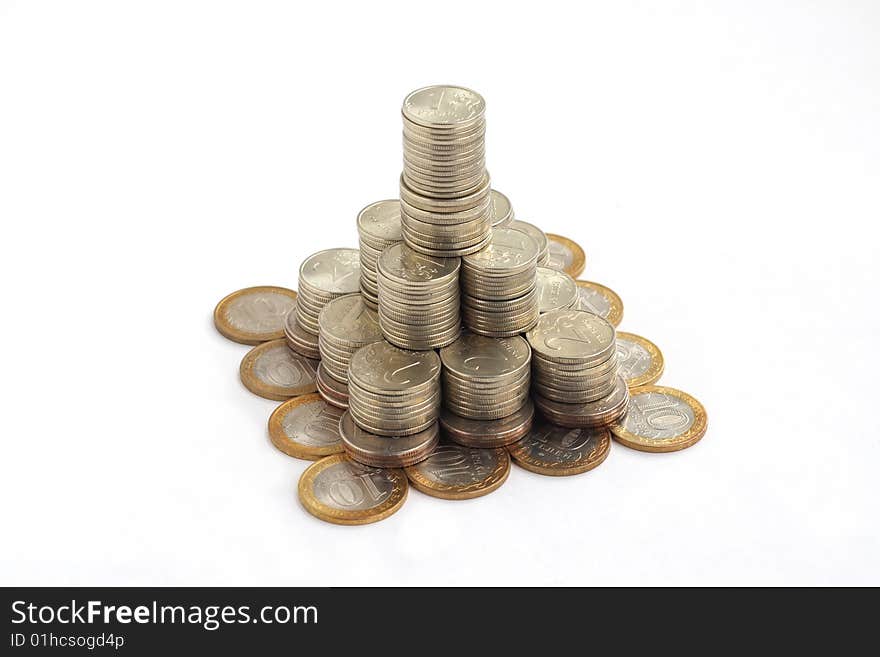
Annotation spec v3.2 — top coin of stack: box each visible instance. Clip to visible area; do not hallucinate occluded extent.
[295,248,361,335]
[490,189,514,227]
[317,293,383,383]
[509,219,550,266]
[460,227,540,337]
[356,200,402,310]
[399,85,492,257]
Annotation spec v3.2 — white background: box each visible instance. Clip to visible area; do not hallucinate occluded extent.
[1,1,878,586]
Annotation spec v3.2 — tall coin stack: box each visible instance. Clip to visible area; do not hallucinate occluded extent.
[356,200,402,310]
[460,227,540,337]
[440,333,531,420]
[291,248,361,360]
[526,309,629,428]
[399,86,492,257]
[316,293,383,408]
[377,243,461,350]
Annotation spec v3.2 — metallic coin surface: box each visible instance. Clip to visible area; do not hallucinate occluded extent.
[339,411,439,468]
[298,249,361,294]
[508,219,549,262]
[268,393,344,460]
[405,442,510,500]
[611,385,707,452]
[616,332,664,388]
[378,243,460,285]
[545,234,586,278]
[490,189,514,227]
[402,85,485,127]
[440,333,531,379]
[534,375,630,428]
[535,267,578,313]
[527,309,616,362]
[574,280,624,327]
[239,339,319,400]
[298,454,407,526]
[508,419,611,476]
[440,399,534,448]
[214,286,298,345]
[357,199,402,242]
[348,342,441,393]
[319,294,382,345]
[462,227,539,272]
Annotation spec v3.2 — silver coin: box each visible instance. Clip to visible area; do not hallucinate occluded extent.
[534,376,630,428]
[298,249,361,295]
[348,342,441,393]
[508,220,548,258]
[526,309,616,363]
[357,200,402,242]
[440,333,531,380]
[318,294,382,346]
[441,399,534,448]
[535,267,578,313]
[402,85,485,128]
[377,243,460,286]
[462,227,539,273]
[490,189,514,227]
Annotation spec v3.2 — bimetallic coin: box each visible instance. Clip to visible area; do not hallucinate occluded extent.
[405,442,510,500]
[239,339,318,401]
[268,394,344,460]
[611,386,707,453]
[298,454,407,526]
[616,332,664,388]
[545,234,586,278]
[574,280,624,327]
[535,267,578,313]
[214,286,298,345]
[508,420,611,476]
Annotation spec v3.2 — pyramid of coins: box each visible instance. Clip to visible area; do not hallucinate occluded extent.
[214,86,708,525]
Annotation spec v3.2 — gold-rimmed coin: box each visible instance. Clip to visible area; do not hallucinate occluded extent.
[405,442,510,500]
[298,454,407,526]
[268,394,344,460]
[611,385,707,453]
[545,234,586,278]
[573,280,623,327]
[239,339,318,401]
[213,286,298,345]
[616,332,664,388]
[507,418,611,476]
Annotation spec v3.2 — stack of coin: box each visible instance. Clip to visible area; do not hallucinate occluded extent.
[440,333,531,420]
[283,305,320,359]
[317,293,382,383]
[535,267,578,314]
[377,243,461,350]
[399,85,492,257]
[526,309,629,428]
[490,189,514,227]
[460,227,540,337]
[509,219,549,265]
[295,248,361,335]
[347,341,441,438]
[356,200,402,310]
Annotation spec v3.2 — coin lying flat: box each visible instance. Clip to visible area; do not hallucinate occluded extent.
[507,419,611,476]
[574,280,623,327]
[239,339,318,401]
[490,189,514,227]
[611,385,707,453]
[214,286,298,345]
[616,332,664,388]
[545,234,586,278]
[405,442,510,500]
[268,394,344,460]
[298,454,408,525]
